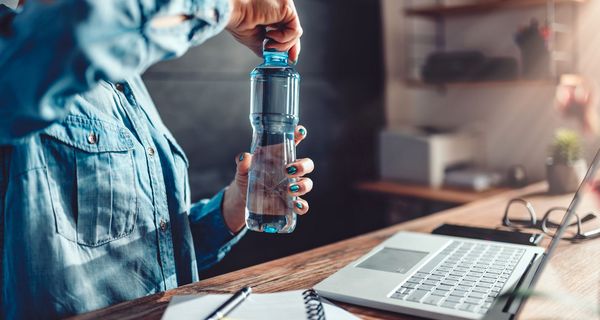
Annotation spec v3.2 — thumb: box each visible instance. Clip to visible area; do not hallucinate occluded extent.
[235,152,252,178]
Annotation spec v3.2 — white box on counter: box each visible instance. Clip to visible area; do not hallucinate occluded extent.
[379,126,478,187]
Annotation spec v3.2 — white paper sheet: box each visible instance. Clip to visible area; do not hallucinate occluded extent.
[161,290,360,320]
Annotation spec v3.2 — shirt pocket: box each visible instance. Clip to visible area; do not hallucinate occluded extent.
[42,116,138,247]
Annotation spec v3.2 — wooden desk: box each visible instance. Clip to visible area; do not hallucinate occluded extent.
[355,181,511,204]
[71,182,600,319]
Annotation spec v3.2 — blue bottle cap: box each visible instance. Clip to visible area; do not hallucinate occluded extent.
[263,49,289,66]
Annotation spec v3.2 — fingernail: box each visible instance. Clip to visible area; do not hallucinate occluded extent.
[290,184,300,193]
[295,202,303,209]
[298,128,306,136]
[286,166,297,175]
[239,153,244,161]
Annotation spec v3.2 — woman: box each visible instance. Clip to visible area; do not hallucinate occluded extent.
[0,0,312,318]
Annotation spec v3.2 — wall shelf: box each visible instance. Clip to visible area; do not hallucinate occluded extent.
[355,181,511,204]
[406,0,585,18]
[403,0,584,90]
[405,78,558,89]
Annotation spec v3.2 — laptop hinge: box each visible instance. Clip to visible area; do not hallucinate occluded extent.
[483,253,543,320]
[505,253,544,317]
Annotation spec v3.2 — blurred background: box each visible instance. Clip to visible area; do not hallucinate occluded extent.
[142,0,600,278]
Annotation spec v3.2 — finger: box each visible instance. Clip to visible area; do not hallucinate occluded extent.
[264,39,297,54]
[230,30,264,58]
[235,152,252,176]
[294,125,307,146]
[251,45,263,57]
[265,8,302,41]
[264,11,302,62]
[288,39,301,64]
[293,198,309,215]
[285,158,314,177]
[266,25,302,46]
[288,177,313,196]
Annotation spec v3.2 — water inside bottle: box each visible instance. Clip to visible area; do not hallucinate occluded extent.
[245,124,297,233]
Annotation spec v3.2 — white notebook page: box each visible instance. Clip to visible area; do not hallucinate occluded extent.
[161,290,360,320]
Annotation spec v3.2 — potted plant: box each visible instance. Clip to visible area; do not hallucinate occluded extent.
[546,129,587,194]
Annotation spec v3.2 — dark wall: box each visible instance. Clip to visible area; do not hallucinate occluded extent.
[142,0,385,277]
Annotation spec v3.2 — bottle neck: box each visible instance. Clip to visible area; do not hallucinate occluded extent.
[263,50,289,66]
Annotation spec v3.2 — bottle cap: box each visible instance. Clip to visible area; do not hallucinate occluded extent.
[262,38,289,65]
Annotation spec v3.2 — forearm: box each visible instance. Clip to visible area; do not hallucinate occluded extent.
[189,189,247,270]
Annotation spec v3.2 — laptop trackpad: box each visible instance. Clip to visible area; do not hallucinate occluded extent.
[356,247,428,274]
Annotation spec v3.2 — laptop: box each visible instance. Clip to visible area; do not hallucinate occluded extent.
[315,150,600,320]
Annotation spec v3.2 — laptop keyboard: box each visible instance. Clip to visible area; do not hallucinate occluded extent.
[390,241,525,315]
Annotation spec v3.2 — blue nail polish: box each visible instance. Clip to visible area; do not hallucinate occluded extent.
[295,202,303,209]
[239,153,244,161]
[290,184,300,192]
[299,128,306,136]
[286,166,297,175]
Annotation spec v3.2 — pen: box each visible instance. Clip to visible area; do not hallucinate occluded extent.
[204,286,252,320]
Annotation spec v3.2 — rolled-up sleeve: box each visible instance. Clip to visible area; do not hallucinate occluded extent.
[189,189,247,271]
[0,0,231,144]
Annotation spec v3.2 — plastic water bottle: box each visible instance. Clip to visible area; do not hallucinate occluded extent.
[245,48,300,233]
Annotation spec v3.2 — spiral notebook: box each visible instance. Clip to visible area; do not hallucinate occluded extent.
[161,289,360,320]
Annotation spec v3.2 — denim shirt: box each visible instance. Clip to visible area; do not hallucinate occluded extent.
[0,1,246,319]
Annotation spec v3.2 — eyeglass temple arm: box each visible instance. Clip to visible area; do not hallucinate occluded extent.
[580,212,600,238]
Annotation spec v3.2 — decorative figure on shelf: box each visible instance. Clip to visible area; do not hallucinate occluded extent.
[514,19,551,79]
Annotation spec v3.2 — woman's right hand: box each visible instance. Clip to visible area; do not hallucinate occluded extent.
[226,0,303,64]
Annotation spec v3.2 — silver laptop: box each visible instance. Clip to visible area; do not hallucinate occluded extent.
[315,150,600,320]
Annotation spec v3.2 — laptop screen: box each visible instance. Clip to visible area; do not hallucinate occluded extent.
[518,148,600,318]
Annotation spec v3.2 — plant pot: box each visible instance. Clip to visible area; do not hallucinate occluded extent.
[546,158,587,194]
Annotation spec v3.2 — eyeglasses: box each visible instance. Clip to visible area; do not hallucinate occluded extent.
[502,198,600,242]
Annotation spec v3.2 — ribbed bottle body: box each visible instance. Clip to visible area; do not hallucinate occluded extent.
[245,51,300,233]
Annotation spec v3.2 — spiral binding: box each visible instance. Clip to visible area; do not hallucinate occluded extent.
[302,289,326,320]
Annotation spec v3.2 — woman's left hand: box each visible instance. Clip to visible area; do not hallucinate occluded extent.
[222,125,313,232]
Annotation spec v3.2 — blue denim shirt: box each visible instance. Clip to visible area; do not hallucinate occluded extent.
[0,1,246,319]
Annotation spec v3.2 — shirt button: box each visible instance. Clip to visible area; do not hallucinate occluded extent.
[115,83,125,92]
[87,132,98,144]
[159,219,167,232]
[147,147,156,156]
